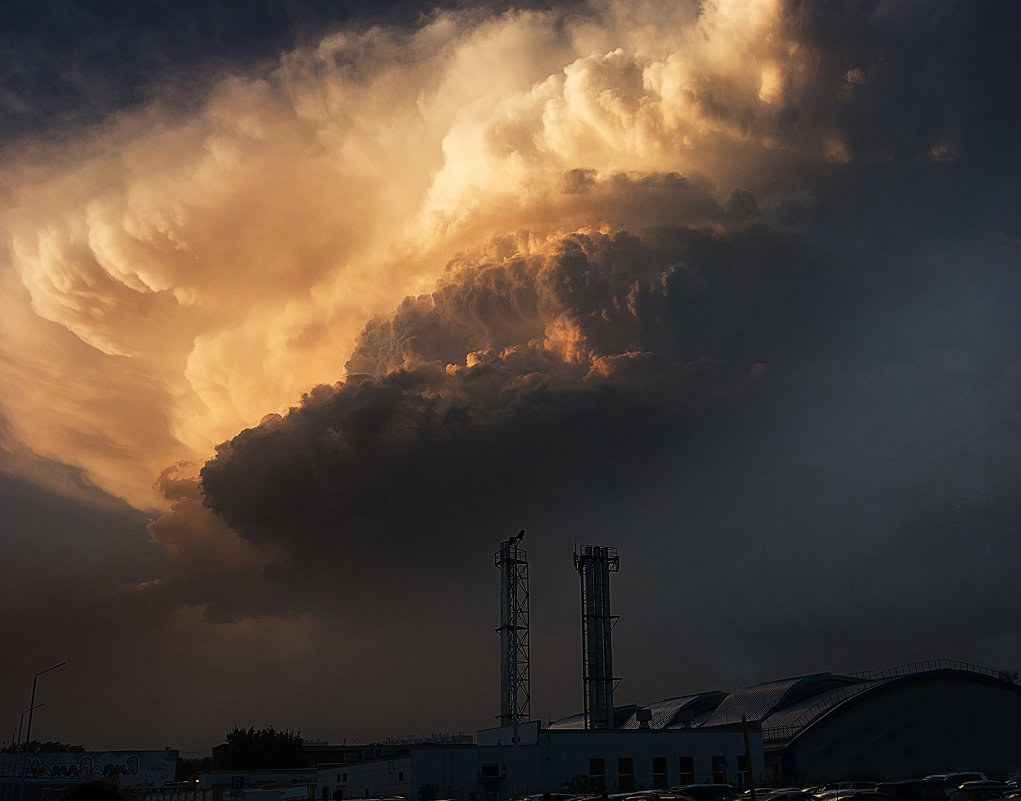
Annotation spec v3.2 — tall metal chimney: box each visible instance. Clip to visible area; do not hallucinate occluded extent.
[495,530,530,727]
[574,544,619,729]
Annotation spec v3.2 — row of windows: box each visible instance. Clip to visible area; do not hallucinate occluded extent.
[322,788,402,801]
[588,755,749,791]
[323,771,405,800]
[332,771,405,784]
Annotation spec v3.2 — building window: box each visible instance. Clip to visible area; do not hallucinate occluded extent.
[590,758,606,792]
[736,755,749,789]
[653,757,668,789]
[712,756,728,784]
[399,772,404,782]
[322,789,330,801]
[678,757,694,785]
[618,758,634,792]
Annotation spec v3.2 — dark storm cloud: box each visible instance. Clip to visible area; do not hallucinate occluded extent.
[196,214,830,609]
[2,0,290,140]
[185,189,842,632]
[0,0,562,143]
[0,465,172,748]
[5,0,1021,748]
[779,0,1021,165]
[193,139,1021,700]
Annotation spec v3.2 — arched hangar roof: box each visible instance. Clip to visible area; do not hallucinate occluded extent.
[700,674,856,728]
[620,692,728,729]
[547,660,1020,745]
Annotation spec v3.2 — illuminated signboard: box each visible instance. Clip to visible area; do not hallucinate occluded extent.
[14,750,178,788]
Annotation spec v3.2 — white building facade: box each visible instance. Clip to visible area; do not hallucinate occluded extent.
[316,723,764,801]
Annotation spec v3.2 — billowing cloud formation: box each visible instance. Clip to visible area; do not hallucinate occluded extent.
[1,0,1021,749]
[200,219,799,560]
[187,155,1021,714]
[7,0,1012,508]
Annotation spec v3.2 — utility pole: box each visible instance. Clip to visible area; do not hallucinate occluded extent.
[18,662,65,801]
[6,706,42,801]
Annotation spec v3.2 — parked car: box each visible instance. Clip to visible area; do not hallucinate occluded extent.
[756,791,820,801]
[814,784,878,798]
[948,783,1009,801]
[671,785,740,801]
[875,781,953,801]
[611,793,689,801]
[825,792,899,801]
[524,794,580,801]
[926,775,991,790]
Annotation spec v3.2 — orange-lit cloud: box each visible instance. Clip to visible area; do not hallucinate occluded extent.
[1,0,1020,751]
[0,0,874,510]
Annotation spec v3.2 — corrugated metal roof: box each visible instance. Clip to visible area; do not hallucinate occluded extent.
[547,712,586,730]
[760,677,891,741]
[701,677,807,727]
[700,673,862,727]
[620,695,699,730]
[608,691,730,730]
[549,663,1016,739]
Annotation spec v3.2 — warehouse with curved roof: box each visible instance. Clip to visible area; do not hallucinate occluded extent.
[550,660,1021,785]
[768,663,1021,784]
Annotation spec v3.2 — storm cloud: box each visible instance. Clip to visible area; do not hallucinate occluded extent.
[198,218,816,580]
[1,0,1020,752]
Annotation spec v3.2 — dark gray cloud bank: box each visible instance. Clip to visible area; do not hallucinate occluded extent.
[185,3,1021,718]
[0,0,562,144]
[199,168,1021,703]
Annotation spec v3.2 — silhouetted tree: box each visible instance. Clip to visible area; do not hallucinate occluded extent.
[215,727,304,770]
[177,755,212,780]
[56,780,126,801]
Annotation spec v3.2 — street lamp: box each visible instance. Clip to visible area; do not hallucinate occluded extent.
[16,705,43,752]
[5,707,42,801]
[17,662,65,801]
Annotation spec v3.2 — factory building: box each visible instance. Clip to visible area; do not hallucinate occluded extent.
[316,538,764,801]
[69,538,1021,801]
[312,538,1021,799]
[315,721,762,801]
[312,661,1021,800]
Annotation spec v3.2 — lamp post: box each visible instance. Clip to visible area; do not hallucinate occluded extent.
[4,706,43,801]
[6,706,43,801]
[17,662,65,801]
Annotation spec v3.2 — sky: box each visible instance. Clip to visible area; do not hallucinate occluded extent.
[1,0,1020,758]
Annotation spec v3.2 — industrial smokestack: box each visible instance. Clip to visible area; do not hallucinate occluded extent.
[574,544,619,729]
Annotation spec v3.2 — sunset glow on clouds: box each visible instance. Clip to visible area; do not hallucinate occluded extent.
[1,0,1019,753]
[1,0,891,508]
